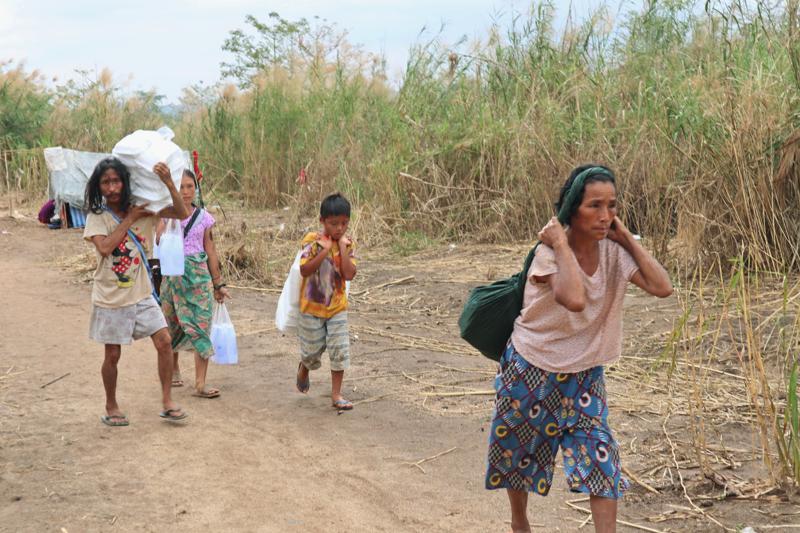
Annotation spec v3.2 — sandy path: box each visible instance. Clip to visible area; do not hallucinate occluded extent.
[0,217,581,533]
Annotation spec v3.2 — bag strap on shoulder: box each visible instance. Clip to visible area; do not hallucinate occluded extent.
[104,208,160,305]
[517,242,541,295]
[183,207,203,239]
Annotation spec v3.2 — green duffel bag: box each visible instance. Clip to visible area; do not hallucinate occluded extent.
[458,243,540,361]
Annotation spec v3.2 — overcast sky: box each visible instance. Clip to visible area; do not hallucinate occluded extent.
[2,0,616,103]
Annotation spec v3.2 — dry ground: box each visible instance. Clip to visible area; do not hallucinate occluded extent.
[0,200,797,532]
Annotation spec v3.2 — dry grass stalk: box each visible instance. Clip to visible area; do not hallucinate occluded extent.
[401,446,458,474]
[564,499,666,533]
[420,390,494,397]
[349,275,415,297]
[352,325,476,357]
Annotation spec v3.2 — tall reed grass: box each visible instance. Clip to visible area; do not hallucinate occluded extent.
[4,2,800,271]
[665,255,800,488]
[170,1,800,273]
[0,61,51,150]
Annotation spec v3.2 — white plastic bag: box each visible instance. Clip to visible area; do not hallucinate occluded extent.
[158,219,185,276]
[275,251,303,334]
[275,250,352,334]
[112,127,186,213]
[210,303,238,365]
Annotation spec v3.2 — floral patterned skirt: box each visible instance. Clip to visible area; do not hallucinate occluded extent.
[160,252,214,359]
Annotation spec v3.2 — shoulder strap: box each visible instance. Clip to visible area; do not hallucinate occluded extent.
[103,208,160,305]
[516,242,541,295]
[521,242,540,276]
[183,207,203,239]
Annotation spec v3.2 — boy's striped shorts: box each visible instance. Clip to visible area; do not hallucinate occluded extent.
[298,311,350,372]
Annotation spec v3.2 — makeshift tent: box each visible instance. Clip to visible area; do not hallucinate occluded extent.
[43,147,105,228]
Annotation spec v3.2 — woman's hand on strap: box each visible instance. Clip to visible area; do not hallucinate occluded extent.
[538,217,568,249]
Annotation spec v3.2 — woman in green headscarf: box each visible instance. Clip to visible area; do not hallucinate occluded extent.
[485,164,673,533]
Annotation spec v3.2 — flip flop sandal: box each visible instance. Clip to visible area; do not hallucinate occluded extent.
[192,387,220,399]
[296,362,310,394]
[100,414,129,427]
[171,373,184,387]
[332,399,353,411]
[159,408,189,422]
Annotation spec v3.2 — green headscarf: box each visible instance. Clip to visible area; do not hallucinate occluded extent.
[556,166,614,225]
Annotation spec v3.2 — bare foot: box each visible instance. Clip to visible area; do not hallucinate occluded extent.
[509,522,531,533]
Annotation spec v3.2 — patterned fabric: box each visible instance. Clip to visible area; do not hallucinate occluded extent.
[160,252,214,359]
[89,296,166,345]
[84,212,157,308]
[485,343,628,499]
[298,232,356,319]
[298,311,350,371]
[180,208,215,256]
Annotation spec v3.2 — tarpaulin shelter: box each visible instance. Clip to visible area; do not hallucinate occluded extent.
[43,147,104,228]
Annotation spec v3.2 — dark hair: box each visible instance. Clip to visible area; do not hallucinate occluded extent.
[320,193,351,218]
[182,169,198,187]
[555,164,616,221]
[85,157,132,214]
[182,168,205,208]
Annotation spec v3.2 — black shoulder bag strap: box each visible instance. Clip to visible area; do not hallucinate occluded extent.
[183,207,203,239]
[103,208,160,305]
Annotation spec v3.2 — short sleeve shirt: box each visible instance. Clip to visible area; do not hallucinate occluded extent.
[298,232,356,319]
[180,208,215,256]
[83,212,157,308]
[509,239,639,373]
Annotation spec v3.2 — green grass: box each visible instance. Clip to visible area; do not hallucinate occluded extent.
[4,2,800,274]
[390,230,438,256]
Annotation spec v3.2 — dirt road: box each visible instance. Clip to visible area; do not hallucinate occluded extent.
[0,212,790,532]
[0,215,563,532]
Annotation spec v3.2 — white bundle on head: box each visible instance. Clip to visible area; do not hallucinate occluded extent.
[112,126,186,213]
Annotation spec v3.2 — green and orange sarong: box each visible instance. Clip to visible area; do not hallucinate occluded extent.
[160,252,214,359]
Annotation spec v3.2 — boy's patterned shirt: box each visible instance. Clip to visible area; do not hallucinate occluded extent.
[298,232,356,319]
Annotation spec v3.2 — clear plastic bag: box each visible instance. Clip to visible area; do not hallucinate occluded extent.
[158,219,185,276]
[275,251,303,334]
[210,303,238,365]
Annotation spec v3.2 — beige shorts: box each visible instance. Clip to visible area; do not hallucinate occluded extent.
[89,296,167,345]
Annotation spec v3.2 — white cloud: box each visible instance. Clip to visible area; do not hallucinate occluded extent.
[0,0,31,62]
[4,0,586,102]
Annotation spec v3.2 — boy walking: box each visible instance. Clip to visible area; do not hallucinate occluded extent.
[295,193,357,410]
